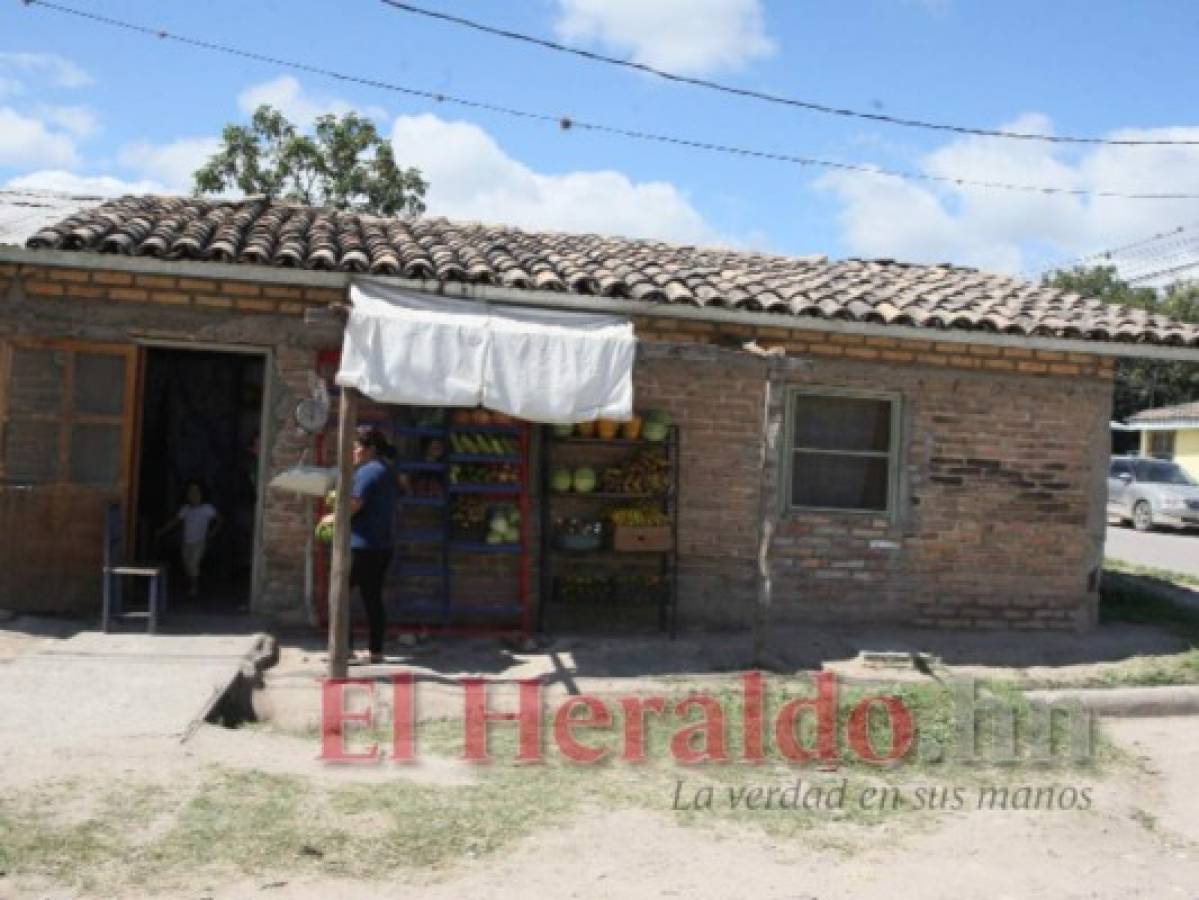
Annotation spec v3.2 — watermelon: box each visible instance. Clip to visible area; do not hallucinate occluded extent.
[573,466,597,493]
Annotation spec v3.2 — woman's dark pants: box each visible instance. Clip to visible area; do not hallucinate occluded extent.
[350,548,392,656]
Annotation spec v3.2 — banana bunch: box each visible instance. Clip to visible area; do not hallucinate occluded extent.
[450,433,520,456]
[601,449,670,495]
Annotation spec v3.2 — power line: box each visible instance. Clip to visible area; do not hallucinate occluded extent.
[1077,224,1195,263]
[378,0,1199,148]
[23,0,1199,201]
[1126,258,1199,285]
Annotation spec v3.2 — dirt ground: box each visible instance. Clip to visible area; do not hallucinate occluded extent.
[4,617,1199,899]
[5,716,1195,900]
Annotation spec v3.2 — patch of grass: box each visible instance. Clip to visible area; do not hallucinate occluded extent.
[1092,566,1199,685]
[1104,557,1199,591]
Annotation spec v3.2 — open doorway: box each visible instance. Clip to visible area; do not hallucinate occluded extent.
[135,347,265,612]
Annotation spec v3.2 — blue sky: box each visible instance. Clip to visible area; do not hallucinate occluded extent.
[3,0,1199,275]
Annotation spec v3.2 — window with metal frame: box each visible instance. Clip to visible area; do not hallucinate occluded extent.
[1148,430,1176,460]
[784,389,900,515]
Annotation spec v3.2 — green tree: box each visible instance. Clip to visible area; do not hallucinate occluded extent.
[193,105,427,215]
[1043,265,1199,420]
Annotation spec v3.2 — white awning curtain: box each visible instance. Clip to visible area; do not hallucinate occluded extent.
[335,280,635,423]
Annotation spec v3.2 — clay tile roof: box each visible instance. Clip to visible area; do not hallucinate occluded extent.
[23,195,1199,349]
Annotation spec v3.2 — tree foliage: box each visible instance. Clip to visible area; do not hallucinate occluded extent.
[1043,265,1199,420]
[193,105,427,216]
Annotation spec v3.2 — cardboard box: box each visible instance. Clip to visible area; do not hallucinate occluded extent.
[611,525,671,552]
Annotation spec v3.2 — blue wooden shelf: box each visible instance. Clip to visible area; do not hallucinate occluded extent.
[397,495,446,506]
[397,528,446,543]
[389,601,446,616]
[448,454,520,464]
[449,604,524,617]
[449,424,522,435]
[395,460,446,472]
[396,425,446,437]
[449,541,522,554]
[394,563,445,578]
[447,483,520,494]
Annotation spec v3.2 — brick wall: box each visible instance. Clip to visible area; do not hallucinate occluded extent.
[0,262,335,622]
[0,260,1114,630]
[634,319,1112,631]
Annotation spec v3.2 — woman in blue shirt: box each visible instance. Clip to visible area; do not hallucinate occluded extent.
[347,426,398,663]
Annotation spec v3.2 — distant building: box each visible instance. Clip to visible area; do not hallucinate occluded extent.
[1126,401,1199,480]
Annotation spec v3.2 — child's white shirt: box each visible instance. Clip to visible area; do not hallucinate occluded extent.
[178,503,218,544]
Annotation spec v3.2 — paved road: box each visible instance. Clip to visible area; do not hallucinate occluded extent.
[1105,524,1199,578]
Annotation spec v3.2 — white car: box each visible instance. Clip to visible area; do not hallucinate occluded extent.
[1107,456,1199,532]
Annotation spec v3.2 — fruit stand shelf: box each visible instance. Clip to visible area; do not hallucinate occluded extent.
[548,492,668,500]
[398,528,447,543]
[398,495,446,506]
[448,454,521,464]
[449,424,522,435]
[451,605,525,617]
[553,437,670,446]
[449,541,523,554]
[448,483,521,494]
[396,563,445,578]
[395,460,446,472]
[549,548,670,558]
[540,424,679,635]
[395,425,445,437]
[390,601,524,618]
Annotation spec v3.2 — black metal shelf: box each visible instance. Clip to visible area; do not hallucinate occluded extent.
[552,437,670,447]
[547,491,669,500]
[539,425,679,636]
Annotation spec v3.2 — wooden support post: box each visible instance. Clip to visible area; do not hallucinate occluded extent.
[327,386,358,678]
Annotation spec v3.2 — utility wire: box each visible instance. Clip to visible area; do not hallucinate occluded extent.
[379,0,1199,148]
[1126,258,1199,285]
[1077,224,1195,263]
[22,0,1199,200]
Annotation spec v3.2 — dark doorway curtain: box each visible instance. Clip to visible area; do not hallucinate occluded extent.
[136,349,264,607]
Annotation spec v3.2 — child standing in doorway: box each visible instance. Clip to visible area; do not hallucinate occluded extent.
[158,480,222,598]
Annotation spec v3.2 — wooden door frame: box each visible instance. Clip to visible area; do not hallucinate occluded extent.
[132,340,274,613]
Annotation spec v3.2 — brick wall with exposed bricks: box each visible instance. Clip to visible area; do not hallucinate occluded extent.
[1,262,1113,629]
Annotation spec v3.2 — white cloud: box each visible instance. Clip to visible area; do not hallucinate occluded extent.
[237,75,386,125]
[0,106,77,167]
[390,113,724,245]
[6,169,164,196]
[118,137,220,191]
[0,52,91,89]
[817,114,1199,275]
[553,0,774,75]
[36,104,98,138]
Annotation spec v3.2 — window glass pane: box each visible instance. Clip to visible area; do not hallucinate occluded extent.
[8,347,64,416]
[69,423,122,486]
[791,451,889,511]
[793,395,891,452]
[5,419,59,483]
[1149,431,1175,459]
[74,353,126,417]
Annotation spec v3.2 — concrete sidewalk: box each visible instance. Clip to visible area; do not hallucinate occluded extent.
[0,630,271,753]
